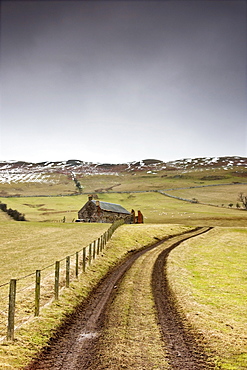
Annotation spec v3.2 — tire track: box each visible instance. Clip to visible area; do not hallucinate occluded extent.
[25,235,170,370]
[152,227,215,369]
[26,227,214,369]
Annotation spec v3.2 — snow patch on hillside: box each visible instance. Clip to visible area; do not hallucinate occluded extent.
[0,156,246,184]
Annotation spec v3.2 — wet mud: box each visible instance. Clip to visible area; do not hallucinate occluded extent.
[26,228,215,370]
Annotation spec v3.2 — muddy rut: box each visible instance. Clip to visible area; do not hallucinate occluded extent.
[26,227,215,370]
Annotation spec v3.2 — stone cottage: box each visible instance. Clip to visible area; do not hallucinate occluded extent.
[77,196,131,223]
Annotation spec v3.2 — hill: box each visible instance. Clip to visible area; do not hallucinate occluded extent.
[0,156,246,197]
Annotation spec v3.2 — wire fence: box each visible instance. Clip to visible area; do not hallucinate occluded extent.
[0,219,124,341]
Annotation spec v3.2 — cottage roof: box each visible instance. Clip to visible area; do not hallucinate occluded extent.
[91,200,130,215]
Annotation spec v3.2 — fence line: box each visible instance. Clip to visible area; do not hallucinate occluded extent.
[0,219,124,341]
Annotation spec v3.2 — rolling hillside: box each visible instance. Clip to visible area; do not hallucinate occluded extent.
[0,156,246,182]
[0,156,246,197]
[0,156,246,226]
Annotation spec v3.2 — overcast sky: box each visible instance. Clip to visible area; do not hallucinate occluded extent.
[1,0,246,164]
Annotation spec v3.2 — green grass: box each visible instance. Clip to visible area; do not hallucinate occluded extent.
[167,227,247,369]
[166,183,247,207]
[0,223,246,369]
[0,221,110,345]
[0,168,246,368]
[1,191,247,226]
[95,250,170,369]
[0,195,87,222]
[0,224,189,369]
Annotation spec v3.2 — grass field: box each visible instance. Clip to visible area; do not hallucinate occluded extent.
[0,195,85,222]
[73,168,246,193]
[0,224,246,369]
[0,223,190,369]
[0,221,110,346]
[166,183,247,207]
[1,166,246,197]
[167,227,247,369]
[0,221,108,285]
[0,166,246,368]
[1,188,247,226]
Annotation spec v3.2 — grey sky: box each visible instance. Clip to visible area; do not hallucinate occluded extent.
[1,0,246,163]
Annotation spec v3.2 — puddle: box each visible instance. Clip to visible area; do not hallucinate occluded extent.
[78,332,98,341]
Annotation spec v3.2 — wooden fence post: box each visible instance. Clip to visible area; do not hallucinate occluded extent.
[66,256,70,288]
[89,244,92,265]
[54,261,60,300]
[93,240,96,260]
[83,247,86,272]
[7,279,16,341]
[4,221,124,342]
[99,237,102,253]
[35,270,41,316]
[97,238,100,255]
[76,252,79,278]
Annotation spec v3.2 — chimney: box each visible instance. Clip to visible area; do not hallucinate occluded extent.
[88,195,93,201]
[96,200,100,207]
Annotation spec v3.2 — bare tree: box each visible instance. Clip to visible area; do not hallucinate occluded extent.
[238,193,247,209]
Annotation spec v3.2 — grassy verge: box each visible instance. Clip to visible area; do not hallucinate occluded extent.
[167,227,247,369]
[0,224,190,369]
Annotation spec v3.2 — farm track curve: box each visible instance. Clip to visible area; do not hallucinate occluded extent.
[25,227,215,370]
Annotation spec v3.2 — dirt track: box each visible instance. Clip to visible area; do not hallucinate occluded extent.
[26,227,215,370]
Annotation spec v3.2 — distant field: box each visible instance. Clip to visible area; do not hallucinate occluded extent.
[0,195,86,222]
[0,173,75,196]
[1,189,247,226]
[1,163,246,226]
[166,183,247,207]
[0,166,246,197]
[167,227,247,369]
